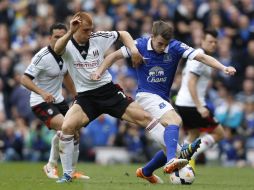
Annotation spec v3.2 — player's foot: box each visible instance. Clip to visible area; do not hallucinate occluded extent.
[163,158,188,174]
[72,171,90,180]
[56,173,72,183]
[189,159,196,172]
[179,138,201,160]
[43,164,58,179]
[136,168,163,184]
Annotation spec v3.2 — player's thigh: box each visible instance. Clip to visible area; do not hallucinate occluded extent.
[160,109,182,126]
[49,114,64,130]
[62,104,89,134]
[121,102,152,127]
[136,92,174,122]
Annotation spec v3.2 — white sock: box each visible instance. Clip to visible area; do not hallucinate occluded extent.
[146,119,166,146]
[72,140,79,172]
[48,133,59,167]
[59,133,74,175]
[146,119,182,157]
[192,134,215,160]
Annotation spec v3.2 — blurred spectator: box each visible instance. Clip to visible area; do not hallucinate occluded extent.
[2,120,24,161]
[82,114,118,147]
[235,78,254,103]
[10,65,35,124]
[215,90,244,130]
[219,127,247,167]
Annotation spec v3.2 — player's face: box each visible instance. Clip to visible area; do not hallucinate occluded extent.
[202,34,217,54]
[151,35,169,54]
[76,21,93,44]
[50,29,67,47]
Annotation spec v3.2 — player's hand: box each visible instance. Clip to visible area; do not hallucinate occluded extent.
[130,48,143,68]
[197,106,210,118]
[41,92,55,103]
[223,66,236,75]
[70,14,81,34]
[90,71,101,80]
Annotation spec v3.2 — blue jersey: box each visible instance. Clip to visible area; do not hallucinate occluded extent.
[121,37,200,100]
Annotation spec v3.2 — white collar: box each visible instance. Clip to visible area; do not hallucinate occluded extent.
[147,38,169,53]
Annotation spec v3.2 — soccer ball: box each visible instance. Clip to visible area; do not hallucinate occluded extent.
[169,164,195,185]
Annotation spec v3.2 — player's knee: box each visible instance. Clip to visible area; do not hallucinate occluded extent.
[62,122,76,135]
[160,113,182,127]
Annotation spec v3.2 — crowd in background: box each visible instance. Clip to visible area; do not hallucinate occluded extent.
[0,0,254,167]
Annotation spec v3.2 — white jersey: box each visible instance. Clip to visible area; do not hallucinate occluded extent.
[62,31,119,93]
[175,49,212,107]
[24,46,67,106]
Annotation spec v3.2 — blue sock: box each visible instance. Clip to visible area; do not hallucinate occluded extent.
[142,150,167,177]
[164,125,179,162]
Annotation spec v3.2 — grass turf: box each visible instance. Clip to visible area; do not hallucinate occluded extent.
[0,162,253,190]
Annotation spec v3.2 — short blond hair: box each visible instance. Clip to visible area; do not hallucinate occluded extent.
[73,11,93,25]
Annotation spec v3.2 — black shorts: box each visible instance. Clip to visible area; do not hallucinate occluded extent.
[31,100,69,128]
[76,82,133,121]
[175,105,219,130]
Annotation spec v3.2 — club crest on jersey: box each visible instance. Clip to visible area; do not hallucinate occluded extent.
[163,54,171,62]
[93,49,99,57]
[147,66,167,83]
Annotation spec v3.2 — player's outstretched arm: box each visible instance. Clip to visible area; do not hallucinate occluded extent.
[54,13,81,55]
[90,49,124,80]
[118,31,142,67]
[21,75,55,103]
[194,53,236,75]
[188,73,209,118]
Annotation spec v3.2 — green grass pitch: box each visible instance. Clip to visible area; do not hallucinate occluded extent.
[0,162,253,190]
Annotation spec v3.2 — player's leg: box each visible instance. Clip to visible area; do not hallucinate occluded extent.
[57,104,89,183]
[122,102,188,174]
[43,114,64,179]
[32,103,64,179]
[71,130,90,179]
[191,124,225,160]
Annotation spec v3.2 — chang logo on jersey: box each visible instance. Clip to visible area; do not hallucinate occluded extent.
[147,66,167,83]
[74,60,100,69]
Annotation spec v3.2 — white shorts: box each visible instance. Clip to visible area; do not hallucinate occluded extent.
[135,92,174,119]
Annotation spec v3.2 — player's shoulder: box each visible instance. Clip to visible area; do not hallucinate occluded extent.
[32,47,51,64]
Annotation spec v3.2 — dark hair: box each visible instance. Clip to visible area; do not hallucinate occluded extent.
[49,23,67,35]
[204,29,218,38]
[152,20,174,41]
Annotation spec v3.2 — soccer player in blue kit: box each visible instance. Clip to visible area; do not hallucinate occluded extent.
[91,20,236,184]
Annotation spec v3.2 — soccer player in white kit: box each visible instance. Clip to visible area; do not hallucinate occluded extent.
[54,12,190,183]
[21,23,88,180]
[175,29,225,169]
[91,21,236,184]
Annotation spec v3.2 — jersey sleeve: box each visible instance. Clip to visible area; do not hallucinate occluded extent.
[120,40,139,58]
[92,31,119,52]
[24,55,46,79]
[173,40,203,60]
[189,60,205,76]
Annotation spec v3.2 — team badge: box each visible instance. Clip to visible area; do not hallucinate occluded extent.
[47,109,53,115]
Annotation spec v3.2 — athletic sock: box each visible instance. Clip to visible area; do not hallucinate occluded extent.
[192,134,215,160]
[48,133,59,167]
[164,125,179,162]
[72,140,79,172]
[146,119,166,147]
[59,133,74,176]
[142,150,167,176]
